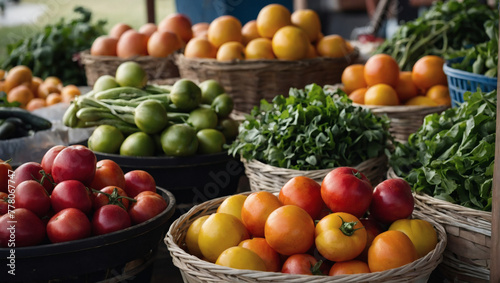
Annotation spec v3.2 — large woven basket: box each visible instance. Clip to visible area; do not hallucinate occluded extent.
[175,50,359,113]
[243,154,388,193]
[387,167,491,282]
[165,192,447,283]
[80,50,180,86]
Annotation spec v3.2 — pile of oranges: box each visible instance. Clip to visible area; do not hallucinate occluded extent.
[184,4,354,61]
[342,54,451,107]
[0,66,81,111]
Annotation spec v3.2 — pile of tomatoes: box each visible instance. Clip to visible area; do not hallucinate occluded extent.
[185,167,438,275]
[0,145,167,247]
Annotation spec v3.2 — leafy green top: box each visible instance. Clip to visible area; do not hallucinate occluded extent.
[228,84,391,171]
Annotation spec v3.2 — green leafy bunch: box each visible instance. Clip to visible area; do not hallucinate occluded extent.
[389,89,496,211]
[228,84,391,171]
[1,6,106,85]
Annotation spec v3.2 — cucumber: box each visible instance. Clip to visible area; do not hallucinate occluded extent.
[0,107,52,131]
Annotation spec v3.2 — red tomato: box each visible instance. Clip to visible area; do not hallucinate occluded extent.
[128,191,167,224]
[51,145,97,185]
[278,176,324,220]
[123,170,156,198]
[14,180,51,217]
[0,192,8,215]
[51,180,93,214]
[321,167,373,218]
[369,178,414,224]
[89,159,126,191]
[329,260,370,275]
[13,162,54,194]
[92,204,131,235]
[93,186,131,211]
[281,254,322,275]
[40,145,66,175]
[46,208,91,243]
[0,208,46,247]
[0,159,13,193]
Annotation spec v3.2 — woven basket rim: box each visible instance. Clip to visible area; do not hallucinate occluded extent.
[355,103,449,114]
[80,49,178,63]
[165,192,446,283]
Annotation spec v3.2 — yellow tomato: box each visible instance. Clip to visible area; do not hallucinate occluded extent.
[215,246,267,271]
[185,215,209,258]
[388,218,438,258]
[198,213,250,262]
[216,194,247,221]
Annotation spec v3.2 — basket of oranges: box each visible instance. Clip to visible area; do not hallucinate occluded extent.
[80,15,190,87]
[175,4,359,113]
[339,54,450,143]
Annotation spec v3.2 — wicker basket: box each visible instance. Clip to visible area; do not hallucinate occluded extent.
[80,50,180,87]
[242,154,388,193]
[175,50,359,113]
[387,167,491,282]
[165,192,447,283]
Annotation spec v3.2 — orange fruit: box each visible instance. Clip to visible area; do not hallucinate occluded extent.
[239,238,281,272]
[4,65,32,93]
[256,4,291,38]
[61,84,81,103]
[316,34,350,58]
[341,64,367,94]
[116,30,149,58]
[216,41,245,61]
[368,230,418,272]
[364,84,399,106]
[241,191,282,237]
[109,23,132,39]
[192,22,210,38]
[26,98,47,111]
[364,54,400,88]
[207,15,242,48]
[158,13,193,44]
[138,23,157,37]
[0,69,5,80]
[90,35,118,56]
[291,9,321,42]
[245,38,275,60]
[405,96,439,107]
[46,93,63,106]
[7,85,34,108]
[395,71,419,102]
[305,43,317,58]
[271,26,309,60]
[38,82,60,99]
[44,76,62,88]
[30,76,43,97]
[412,55,447,91]
[0,81,4,93]
[426,85,451,106]
[348,87,367,104]
[241,20,260,45]
[147,31,183,58]
[329,260,370,275]
[184,37,217,59]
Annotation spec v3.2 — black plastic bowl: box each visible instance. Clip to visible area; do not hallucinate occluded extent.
[0,187,175,282]
[93,150,244,207]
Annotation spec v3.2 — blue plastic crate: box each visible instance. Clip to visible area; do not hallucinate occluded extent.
[443,59,497,107]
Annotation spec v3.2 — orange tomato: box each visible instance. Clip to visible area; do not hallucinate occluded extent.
[109,23,132,39]
[207,15,242,48]
[46,93,63,106]
[241,20,260,45]
[425,85,451,106]
[395,71,419,102]
[216,41,245,61]
[245,38,275,60]
[364,54,400,88]
[272,26,309,60]
[241,191,281,237]
[388,218,438,258]
[368,230,418,272]
[116,30,148,59]
[364,84,399,106]
[256,3,291,39]
[184,37,217,59]
[192,22,210,39]
[281,254,322,275]
[341,64,367,94]
[412,55,447,91]
[278,176,324,220]
[90,35,118,56]
[329,260,370,276]
[157,13,193,44]
[239,237,281,272]
[30,76,43,97]
[215,246,267,271]
[26,98,47,111]
[315,212,367,262]
[138,23,157,37]
[61,84,81,103]
[147,31,183,58]
[264,205,315,255]
[348,87,367,104]
[290,9,321,42]
[37,82,60,99]
[305,43,317,58]
[4,65,32,93]
[316,34,351,58]
[7,85,34,108]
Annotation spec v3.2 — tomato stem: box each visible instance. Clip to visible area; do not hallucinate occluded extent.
[310,260,325,276]
[352,170,362,180]
[91,187,137,210]
[338,215,364,236]
[36,169,55,194]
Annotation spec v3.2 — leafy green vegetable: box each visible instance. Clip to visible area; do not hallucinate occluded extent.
[0,92,20,107]
[389,89,496,211]
[1,6,106,85]
[228,84,391,170]
[376,0,497,71]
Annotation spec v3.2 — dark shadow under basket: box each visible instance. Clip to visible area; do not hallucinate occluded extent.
[176,49,359,113]
[80,50,180,87]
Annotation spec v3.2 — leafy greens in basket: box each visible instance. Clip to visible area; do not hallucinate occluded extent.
[228,84,390,171]
[389,89,496,211]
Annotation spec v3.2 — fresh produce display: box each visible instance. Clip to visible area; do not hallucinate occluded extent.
[1,7,106,86]
[183,169,439,275]
[63,61,238,157]
[389,89,496,211]
[342,53,451,107]
[375,0,498,71]
[0,65,82,111]
[0,106,52,140]
[0,144,167,247]
[184,4,354,61]
[228,84,390,170]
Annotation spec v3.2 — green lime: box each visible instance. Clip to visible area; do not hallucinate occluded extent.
[87,125,124,154]
[134,100,168,134]
[199,79,225,104]
[212,93,234,118]
[115,61,148,88]
[119,132,155,156]
[169,79,202,112]
[93,75,120,92]
[196,129,226,154]
[217,117,239,141]
[160,124,198,156]
[187,107,218,131]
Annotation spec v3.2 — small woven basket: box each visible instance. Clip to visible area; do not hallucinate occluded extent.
[243,154,388,193]
[175,50,359,113]
[80,50,180,86]
[387,167,491,282]
[165,192,447,283]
